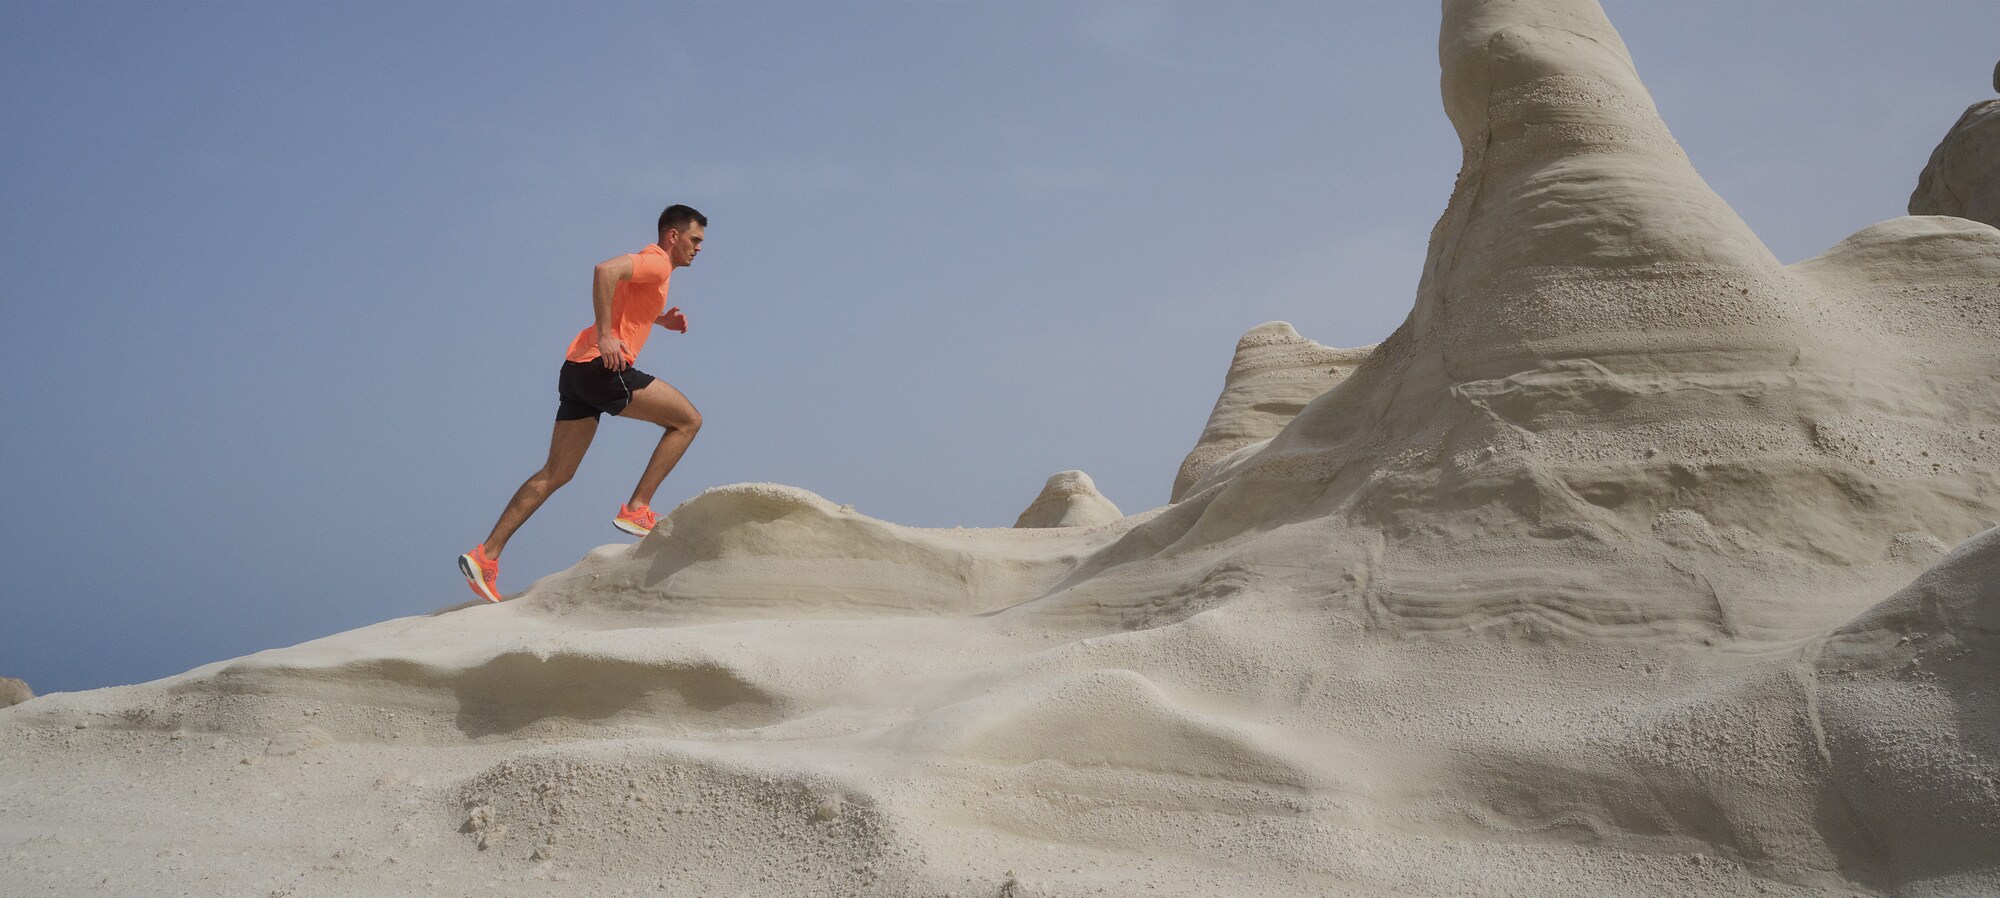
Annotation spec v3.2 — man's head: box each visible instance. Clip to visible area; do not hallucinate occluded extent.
[658,204,708,268]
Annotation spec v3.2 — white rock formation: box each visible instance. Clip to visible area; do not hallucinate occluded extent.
[1013,470,1122,528]
[1909,98,2000,226]
[4,2,1998,896]
[0,677,30,708]
[1149,0,2000,617]
[1813,526,2000,880]
[1170,322,1374,503]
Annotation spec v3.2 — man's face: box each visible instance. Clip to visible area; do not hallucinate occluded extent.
[665,223,705,268]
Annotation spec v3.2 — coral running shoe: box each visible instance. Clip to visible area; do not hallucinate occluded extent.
[614,503,659,537]
[457,545,502,603]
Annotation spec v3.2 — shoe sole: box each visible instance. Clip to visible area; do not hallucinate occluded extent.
[613,518,652,537]
[458,554,502,603]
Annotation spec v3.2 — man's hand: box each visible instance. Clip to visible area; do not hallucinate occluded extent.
[658,306,688,334]
[597,333,631,371]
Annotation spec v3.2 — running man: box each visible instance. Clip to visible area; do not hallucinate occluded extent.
[458,204,708,602]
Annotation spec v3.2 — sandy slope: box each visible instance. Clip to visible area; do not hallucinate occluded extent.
[5,1,1998,895]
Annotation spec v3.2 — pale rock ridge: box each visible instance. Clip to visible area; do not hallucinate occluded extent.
[113,482,1148,741]
[1013,470,1122,529]
[1909,98,2000,226]
[1170,322,1374,503]
[543,482,1130,621]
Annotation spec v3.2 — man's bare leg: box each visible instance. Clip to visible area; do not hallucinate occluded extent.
[482,416,600,557]
[616,379,703,508]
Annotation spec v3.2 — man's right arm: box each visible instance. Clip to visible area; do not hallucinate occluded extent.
[592,254,636,370]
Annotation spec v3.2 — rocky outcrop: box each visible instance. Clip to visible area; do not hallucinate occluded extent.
[1139,0,2000,579]
[1170,322,1373,502]
[1909,98,2000,226]
[0,677,32,708]
[1014,471,1123,528]
[1812,526,2000,887]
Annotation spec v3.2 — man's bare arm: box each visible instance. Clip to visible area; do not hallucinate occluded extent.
[592,254,636,370]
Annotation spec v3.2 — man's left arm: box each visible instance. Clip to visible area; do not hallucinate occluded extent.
[656,306,688,333]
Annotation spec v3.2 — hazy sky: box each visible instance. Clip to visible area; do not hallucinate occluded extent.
[3,1,1994,694]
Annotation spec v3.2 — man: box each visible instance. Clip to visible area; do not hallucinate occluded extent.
[457,205,708,602]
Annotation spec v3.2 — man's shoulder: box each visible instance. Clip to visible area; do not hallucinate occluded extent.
[628,245,673,284]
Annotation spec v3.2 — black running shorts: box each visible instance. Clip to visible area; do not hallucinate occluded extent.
[556,359,656,421]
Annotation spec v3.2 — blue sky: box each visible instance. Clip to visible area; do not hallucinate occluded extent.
[3,1,1994,694]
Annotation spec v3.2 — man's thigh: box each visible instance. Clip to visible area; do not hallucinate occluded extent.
[617,379,699,429]
[542,416,599,474]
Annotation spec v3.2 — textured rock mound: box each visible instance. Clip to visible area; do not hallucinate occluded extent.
[881,667,1322,788]
[1909,98,2000,226]
[1013,470,1122,528]
[1171,322,1374,502]
[550,482,1127,620]
[115,482,1147,743]
[1091,0,2000,642]
[0,677,31,708]
[1812,526,2000,892]
[457,744,919,893]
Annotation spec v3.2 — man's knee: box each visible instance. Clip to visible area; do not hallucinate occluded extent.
[657,401,701,434]
[538,464,579,489]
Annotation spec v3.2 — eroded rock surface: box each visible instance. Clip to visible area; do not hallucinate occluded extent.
[1013,471,1123,529]
[1909,98,2000,225]
[1171,322,1373,503]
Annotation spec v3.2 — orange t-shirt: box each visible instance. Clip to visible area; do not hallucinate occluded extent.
[564,244,674,365]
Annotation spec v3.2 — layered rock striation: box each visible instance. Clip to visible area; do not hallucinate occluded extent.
[1170,322,1374,503]
[1013,470,1123,529]
[1096,0,2000,642]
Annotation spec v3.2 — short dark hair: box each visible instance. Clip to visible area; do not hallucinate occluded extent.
[658,204,707,235]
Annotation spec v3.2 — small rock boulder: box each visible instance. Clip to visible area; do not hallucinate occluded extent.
[1013,471,1122,529]
[0,677,32,708]
[1909,98,2000,226]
